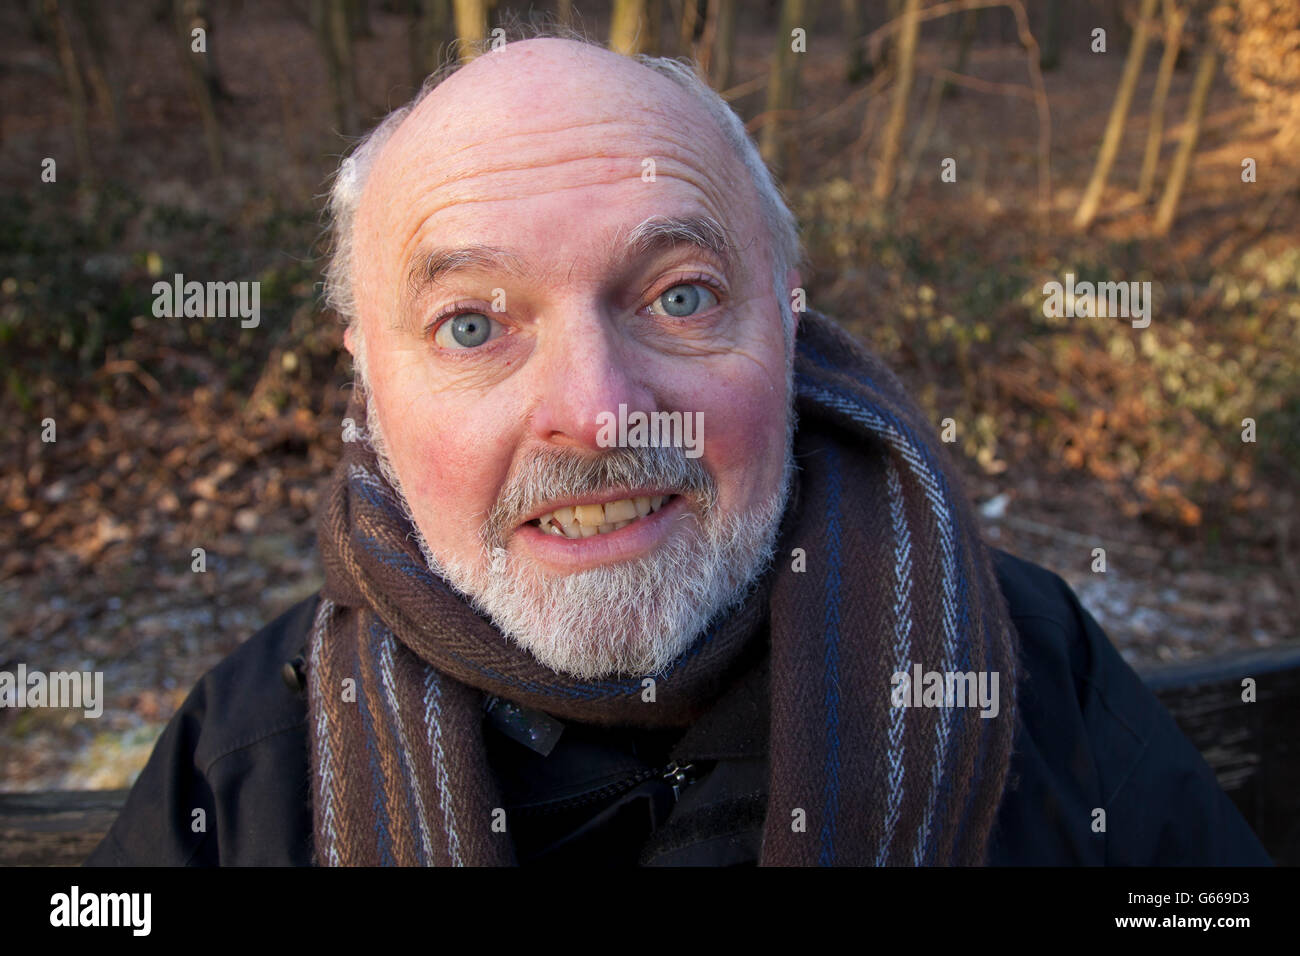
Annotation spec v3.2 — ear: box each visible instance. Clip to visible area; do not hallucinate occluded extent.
[343,322,357,355]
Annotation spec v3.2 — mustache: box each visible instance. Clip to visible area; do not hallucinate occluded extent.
[482,444,717,549]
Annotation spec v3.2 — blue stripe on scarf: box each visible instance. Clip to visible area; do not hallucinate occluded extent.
[349,471,409,520]
[355,642,396,866]
[951,688,990,857]
[819,445,844,866]
[927,607,978,863]
[951,591,1011,858]
[358,535,440,589]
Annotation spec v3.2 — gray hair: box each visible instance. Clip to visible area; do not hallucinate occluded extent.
[321,23,805,347]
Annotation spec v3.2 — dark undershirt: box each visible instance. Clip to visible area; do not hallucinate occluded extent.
[484,716,696,865]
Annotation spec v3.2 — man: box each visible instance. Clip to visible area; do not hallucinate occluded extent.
[88,32,1269,867]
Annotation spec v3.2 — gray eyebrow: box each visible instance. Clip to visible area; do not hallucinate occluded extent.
[405,244,526,301]
[624,214,734,272]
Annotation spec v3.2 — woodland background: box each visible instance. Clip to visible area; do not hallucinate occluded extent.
[1,0,1297,790]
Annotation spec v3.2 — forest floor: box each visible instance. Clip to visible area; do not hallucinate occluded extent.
[1,5,1297,790]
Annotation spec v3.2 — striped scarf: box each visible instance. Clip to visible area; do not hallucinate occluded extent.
[309,309,1019,866]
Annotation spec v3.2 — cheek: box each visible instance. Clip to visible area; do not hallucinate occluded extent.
[375,380,515,553]
[687,358,790,506]
[405,415,509,506]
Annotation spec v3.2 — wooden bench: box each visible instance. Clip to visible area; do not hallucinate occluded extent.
[1136,644,1300,867]
[3,645,1298,866]
[0,789,129,867]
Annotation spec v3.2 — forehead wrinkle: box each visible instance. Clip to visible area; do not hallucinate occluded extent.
[379,96,737,215]
[394,159,741,253]
[402,132,730,205]
[415,171,732,221]
[407,114,636,168]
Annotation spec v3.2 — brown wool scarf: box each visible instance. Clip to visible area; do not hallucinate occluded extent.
[308,309,1020,866]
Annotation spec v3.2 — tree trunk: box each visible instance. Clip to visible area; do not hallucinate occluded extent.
[691,0,716,78]
[645,0,662,57]
[711,0,737,90]
[1072,0,1158,231]
[411,0,451,87]
[1137,0,1185,202]
[759,0,805,177]
[1153,44,1216,236]
[1040,0,1061,71]
[901,9,976,196]
[872,0,921,201]
[314,0,360,136]
[175,0,227,103]
[842,0,869,83]
[453,0,488,60]
[947,8,977,97]
[678,0,700,59]
[175,0,224,174]
[348,0,374,38]
[610,0,650,56]
[42,0,93,178]
[71,0,121,139]
[872,0,904,76]
[1109,0,1133,48]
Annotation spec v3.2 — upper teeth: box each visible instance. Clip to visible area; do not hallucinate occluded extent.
[535,495,669,538]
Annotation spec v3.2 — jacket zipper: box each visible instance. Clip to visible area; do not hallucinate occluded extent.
[517,760,698,816]
[661,761,696,801]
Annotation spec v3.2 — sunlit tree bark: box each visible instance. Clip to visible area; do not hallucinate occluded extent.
[872,0,921,201]
[1073,0,1159,230]
[1154,43,1217,236]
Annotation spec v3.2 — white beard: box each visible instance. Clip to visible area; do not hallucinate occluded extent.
[436,485,789,679]
[354,342,796,680]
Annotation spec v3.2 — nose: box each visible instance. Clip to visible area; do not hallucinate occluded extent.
[524,304,654,453]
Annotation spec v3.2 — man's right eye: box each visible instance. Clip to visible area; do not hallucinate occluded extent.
[433,312,501,350]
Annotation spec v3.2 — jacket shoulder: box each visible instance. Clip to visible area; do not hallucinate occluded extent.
[84,593,320,866]
[987,548,1271,865]
[190,592,319,768]
[991,547,1087,629]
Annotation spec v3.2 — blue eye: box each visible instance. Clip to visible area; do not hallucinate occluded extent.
[650,283,718,318]
[434,312,499,349]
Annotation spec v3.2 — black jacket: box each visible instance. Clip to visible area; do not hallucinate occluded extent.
[85,549,1272,866]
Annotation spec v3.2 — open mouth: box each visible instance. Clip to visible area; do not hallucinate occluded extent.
[528,494,677,539]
